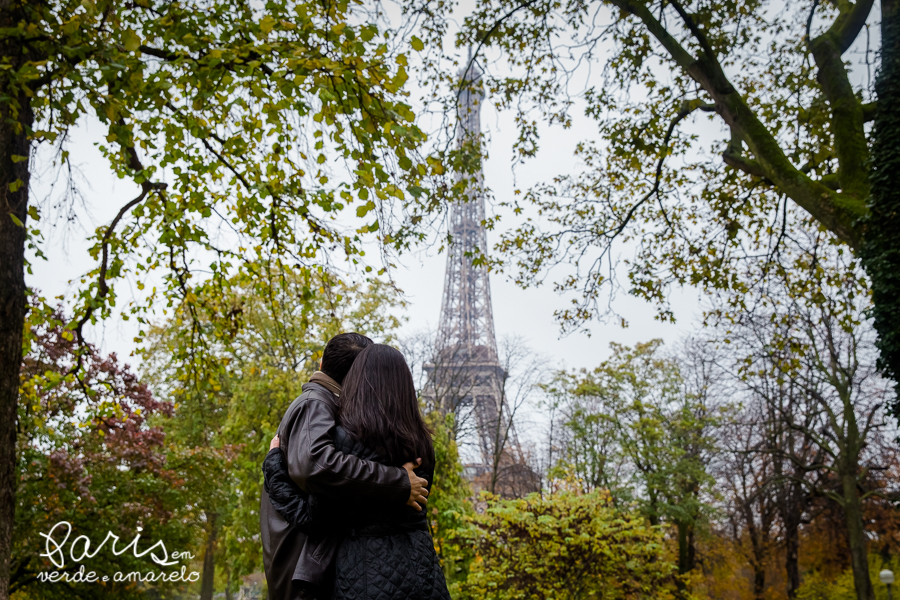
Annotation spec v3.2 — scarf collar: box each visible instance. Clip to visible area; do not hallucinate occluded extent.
[309,371,341,397]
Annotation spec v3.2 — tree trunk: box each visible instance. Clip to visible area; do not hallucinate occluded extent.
[200,512,218,600]
[753,564,766,600]
[842,473,875,600]
[774,455,804,600]
[745,503,767,600]
[225,564,234,600]
[675,520,695,599]
[784,512,802,600]
[646,489,660,527]
[862,0,900,406]
[0,62,33,600]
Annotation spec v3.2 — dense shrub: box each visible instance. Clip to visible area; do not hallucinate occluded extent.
[456,491,679,600]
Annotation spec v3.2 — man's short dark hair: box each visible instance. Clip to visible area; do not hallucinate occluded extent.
[320,333,373,385]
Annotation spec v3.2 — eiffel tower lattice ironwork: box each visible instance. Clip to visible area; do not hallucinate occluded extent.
[424,61,518,473]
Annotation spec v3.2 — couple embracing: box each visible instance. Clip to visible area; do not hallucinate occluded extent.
[259,333,451,600]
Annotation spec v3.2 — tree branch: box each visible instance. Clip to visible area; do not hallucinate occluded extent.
[723,127,770,179]
[807,0,875,198]
[667,0,718,61]
[613,0,867,248]
[140,45,275,76]
[460,0,542,95]
[160,101,327,242]
[610,0,698,72]
[723,152,768,178]
[806,0,822,43]
[70,141,165,351]
[607,99,713,238]
[833,0,877,53]
[138,45,183,61]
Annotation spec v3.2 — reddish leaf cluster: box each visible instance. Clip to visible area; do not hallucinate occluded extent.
[12,304,193,598]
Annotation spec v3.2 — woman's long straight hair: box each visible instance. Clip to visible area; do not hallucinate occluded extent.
[339,344,435,466]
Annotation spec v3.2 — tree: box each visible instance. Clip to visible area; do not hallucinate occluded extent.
[13,298,196,599]
[141,268,405,595]
[713,376,831,600]
[539,371,626,496]
[717,231,895,600]
[0,0,432,595]
[482,336,543,497]
[716,406,780,600]
[412,0,897,393]
[543,339,721,590]
[756,378,822,600]
[862,0,900,405]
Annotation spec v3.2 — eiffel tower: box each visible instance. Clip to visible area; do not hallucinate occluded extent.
[423,60,518,479]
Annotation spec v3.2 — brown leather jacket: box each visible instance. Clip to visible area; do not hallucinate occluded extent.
[260,374,410,600]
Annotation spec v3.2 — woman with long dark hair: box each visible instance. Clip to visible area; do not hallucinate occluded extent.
[263,344,451,600]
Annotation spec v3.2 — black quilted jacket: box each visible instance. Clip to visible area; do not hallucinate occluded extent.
[263,426,451,600]
[262,450,322,537]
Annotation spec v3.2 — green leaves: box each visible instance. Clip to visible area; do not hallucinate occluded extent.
[436,0,877,335]
[356,200,376,217]
[543,338,720,558]
[6,0,435,409]
[258,15,276,35]
[139,266,406,583]
[121,28,141,52]
[456,491,677,600]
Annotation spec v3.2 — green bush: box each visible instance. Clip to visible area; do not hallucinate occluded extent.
[797,556,900,600]
[456,490,679,600]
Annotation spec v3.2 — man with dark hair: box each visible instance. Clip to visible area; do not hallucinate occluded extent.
[318,332,372,386]
[261,332,428,600]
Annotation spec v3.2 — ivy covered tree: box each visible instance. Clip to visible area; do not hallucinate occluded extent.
[0,0,433,596]
[862,0,900,407]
